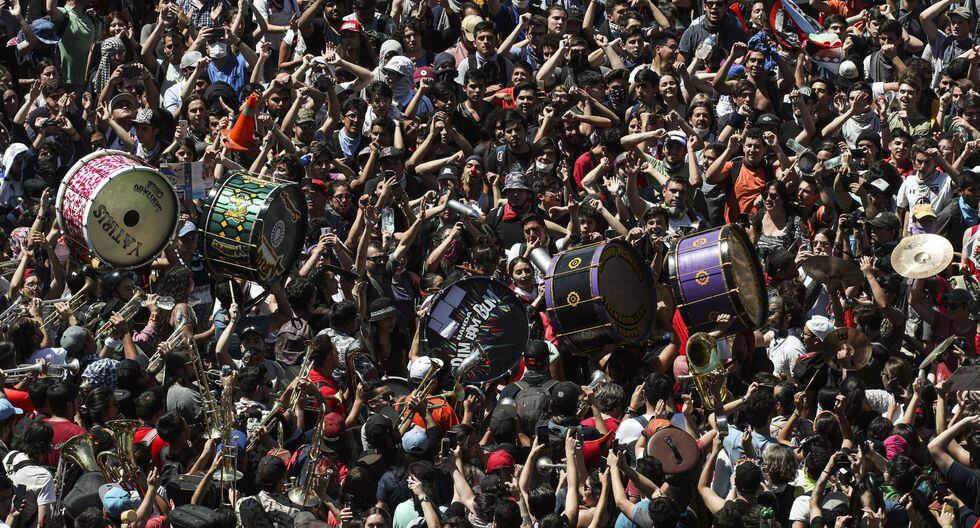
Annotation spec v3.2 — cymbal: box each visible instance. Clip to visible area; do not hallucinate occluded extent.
[890,234,954,279]
[919,335,958,370]
[802,256,863,287]
[821,327,872,371]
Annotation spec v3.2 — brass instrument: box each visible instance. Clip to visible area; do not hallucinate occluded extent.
[42,279,95,326]
[62,433,112,481]
[147,322,191,369]
[0,296,26,328]
[535,457,565,473]
[245,399,284,453]
[94,289,146,340]
[0,258,21,278]
[686,332,729,410]
[96,420,144,495]
[398,360,440,429]
[188,346,222,439]
[576,370,608,415]
[288,341,317,411]
[213,372,242,505]
[4,358,80,383]
[288,401,329,507]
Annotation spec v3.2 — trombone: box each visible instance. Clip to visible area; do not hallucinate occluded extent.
[288,401,330,507]
[397,361,440,429]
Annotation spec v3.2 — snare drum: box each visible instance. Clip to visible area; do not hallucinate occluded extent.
[668,224,767,335]
[203,173,307,283]
[56,150,179,268]
[544,240,655,355]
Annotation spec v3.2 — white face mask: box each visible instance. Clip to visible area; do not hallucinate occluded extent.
[535,160,554,172]
[208,42,228,59]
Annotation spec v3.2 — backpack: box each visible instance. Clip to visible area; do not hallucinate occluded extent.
[274,317,312,366]
[791,350,826,389]
[513,379,558,432]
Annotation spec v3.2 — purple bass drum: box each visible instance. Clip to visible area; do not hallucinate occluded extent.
[667,225,767,336]
[544,240,656,355]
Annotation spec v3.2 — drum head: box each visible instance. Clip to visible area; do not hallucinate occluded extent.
[422,277,528,383]
[83,168,178,268]
[646,427,699,474]
[725,227,766,327]
[595,240,655,342]
[256,184,307,282]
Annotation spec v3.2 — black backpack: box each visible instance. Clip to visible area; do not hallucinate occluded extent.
[170,504,223,528]
[274,317,312,366]
[513,379,558,432]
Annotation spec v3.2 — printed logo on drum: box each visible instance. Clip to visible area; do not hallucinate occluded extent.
[93,205,143,257]
[270,220,286,248]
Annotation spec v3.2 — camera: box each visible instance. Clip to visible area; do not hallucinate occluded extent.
[839,211,862,230]
[312,73,333,92]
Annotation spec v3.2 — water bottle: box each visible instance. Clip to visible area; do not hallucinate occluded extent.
[381,207,395,235]
[695,34,716,61]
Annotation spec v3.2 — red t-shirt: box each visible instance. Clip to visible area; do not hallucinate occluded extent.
[309,368,346,416]
[43,417,87,466]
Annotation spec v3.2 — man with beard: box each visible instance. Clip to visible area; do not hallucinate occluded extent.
[864,19,911,84]
[678,0,747,65]
[715,44,792,115]
[487,172,546,247]
[141,14,187,94]
[705,127,789,224]
[499,15,547,71]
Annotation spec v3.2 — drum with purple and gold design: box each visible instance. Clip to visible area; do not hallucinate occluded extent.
[544,240,655,355]
[668,224,767,336]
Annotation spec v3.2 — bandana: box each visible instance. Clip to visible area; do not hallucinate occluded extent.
[502,201,530,221]
[94,37,126,97]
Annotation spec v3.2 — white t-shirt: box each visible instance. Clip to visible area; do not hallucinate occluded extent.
[768,335,806,379]
[614,412,687,444]
[896,171,954,213]
[2,452,55,528]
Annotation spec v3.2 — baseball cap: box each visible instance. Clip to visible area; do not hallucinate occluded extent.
[755,113,780,128]
[868,212,901,231]
[367,297,398,322]
[296,108,316,125]
[856,130,881,148]
[567,8,584,22]
[256,455,287,486]
[551,380,582,416]
[666,130,686,146]
[178,221,198,238]
[502,171,531,191]
[379,146,404,160]
[109,93,137,111]
[384,55,415,78]
[133,108,154,125]
[734,461,763,493]
[949,5,973,20]
[912,203,936,220]
[462,15,484,42]
[363,413,395,448]
[414,66,434,84]
[0,399,23,422]
[409,356,444,380]
[241,325,264,339]
[805,315,835,342]
[340,20,363,33]
[322,412,345,442]
[99,484,132,519]
[60,325,89,355]
[524,340,550,369]
[863,178,890,195]
[486,449,516,473]
[402,426,429,454]
[838,59,860,80]
[489,404,518,440]
[438,165,461,181]
[180,51,203,70]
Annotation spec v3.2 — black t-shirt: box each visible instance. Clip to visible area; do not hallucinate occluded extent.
[946,461,980,511]
[485,143,533,176]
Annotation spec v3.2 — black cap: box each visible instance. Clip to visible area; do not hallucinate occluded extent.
[379,147,404,160]
[438,165,461,181]
[524,340,549,370]
[550,381,582,416]
[256,456,286,486]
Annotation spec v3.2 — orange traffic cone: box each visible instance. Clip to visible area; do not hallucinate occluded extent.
[221,93,259,152]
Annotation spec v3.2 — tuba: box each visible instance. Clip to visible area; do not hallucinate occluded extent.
[62,433,112,481]
[97,419,143,492]
[686,332,729,410]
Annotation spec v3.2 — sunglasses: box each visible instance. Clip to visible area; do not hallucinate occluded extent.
[369,255,388,264]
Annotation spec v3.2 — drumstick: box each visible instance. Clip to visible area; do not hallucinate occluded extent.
[803,370,820,394]
[229,280,236,306]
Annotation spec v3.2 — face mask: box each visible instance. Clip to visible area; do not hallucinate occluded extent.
[535,160,554,172]
[693,126,710,138]
[607,88,628,111]
[208,42,228,59]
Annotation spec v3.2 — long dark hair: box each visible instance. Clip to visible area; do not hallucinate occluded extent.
[157,265,193,304]
[7,317,41,363]
[79,386,115,428]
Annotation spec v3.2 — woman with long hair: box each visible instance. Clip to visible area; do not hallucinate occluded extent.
[156,265,196,343]
[751,180,809,259]
[78,386,119,429]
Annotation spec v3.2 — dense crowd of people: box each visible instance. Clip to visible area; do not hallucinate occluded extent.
[4,0,980,526]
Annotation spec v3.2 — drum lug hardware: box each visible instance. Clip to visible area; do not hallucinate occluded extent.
[548,265,600,279]
[546,296,604,311]
[556,323,613,338]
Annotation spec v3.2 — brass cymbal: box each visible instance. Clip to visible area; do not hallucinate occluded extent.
[890,234,954,279]
[821,327,872,371]
[919,335,957,370]
[801,256,864,287]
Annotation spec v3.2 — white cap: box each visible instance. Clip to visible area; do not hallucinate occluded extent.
[838,60,859,80]
[805,315,835,341]
[409,356,444,380]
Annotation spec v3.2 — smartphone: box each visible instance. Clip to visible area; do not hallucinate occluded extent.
[343,493,354,509]
[321,227,331,237]
[122,64,139,78]
[440,437,450,457]
[446,430,458,450]
[887,377,902,395]
[221,365,231,377]
[13,484,25,505]
[536,424,549,440]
